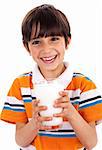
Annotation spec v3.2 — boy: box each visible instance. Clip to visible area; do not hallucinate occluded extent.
[1,4,102,150]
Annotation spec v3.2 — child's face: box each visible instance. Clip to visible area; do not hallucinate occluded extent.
[28,35,67,75]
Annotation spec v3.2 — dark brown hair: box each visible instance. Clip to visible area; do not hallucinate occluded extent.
[22,4,71,51]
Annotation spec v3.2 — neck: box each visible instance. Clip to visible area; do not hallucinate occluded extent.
[39,63,66,81]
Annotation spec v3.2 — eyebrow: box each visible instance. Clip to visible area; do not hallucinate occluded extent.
[30,35,60,41]
[30,37,41,41]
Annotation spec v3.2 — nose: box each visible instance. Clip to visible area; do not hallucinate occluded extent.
[42,41,52,53]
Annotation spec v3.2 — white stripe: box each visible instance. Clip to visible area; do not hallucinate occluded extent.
[21,145,36,150]
[80,97,102,107]
[39,131,75,135]
[4,104,25,110]
[71,99,79,104]
[23,97,32,100]
[80,89,100,101]
[6,96,24,105]
[65,89,81,98]
[21,87,31,95]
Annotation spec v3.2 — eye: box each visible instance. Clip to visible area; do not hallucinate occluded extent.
[51,36,60,42]
[31,39,41,45]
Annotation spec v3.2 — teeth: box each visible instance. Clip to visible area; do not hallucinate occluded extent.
[42,56,56,61]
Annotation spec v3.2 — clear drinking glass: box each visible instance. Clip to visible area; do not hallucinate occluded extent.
[33,79,64,127]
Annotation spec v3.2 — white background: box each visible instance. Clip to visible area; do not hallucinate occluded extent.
[0,0,102,149]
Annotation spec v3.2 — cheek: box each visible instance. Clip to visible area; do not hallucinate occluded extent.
[32,51,39,59]
[57,41,66,51]
[28,44,37,56]
[30,51,39,62]
[58,45,65,55]
[29,47,38,58]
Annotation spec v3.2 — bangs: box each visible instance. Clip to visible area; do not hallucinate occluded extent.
[31,15,64,39]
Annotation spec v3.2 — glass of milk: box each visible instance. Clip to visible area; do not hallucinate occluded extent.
[33,80,64,127]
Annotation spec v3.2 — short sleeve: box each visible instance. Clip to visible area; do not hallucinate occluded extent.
[1,78,28,124]
[79,77,102,124]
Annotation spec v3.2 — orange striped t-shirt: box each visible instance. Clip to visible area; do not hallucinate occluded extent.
[1,64,102,150]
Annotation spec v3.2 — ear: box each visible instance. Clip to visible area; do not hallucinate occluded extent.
[66,37,71,49]
[68,37,71,44]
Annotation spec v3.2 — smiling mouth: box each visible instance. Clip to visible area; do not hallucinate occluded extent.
[40,55,57,64]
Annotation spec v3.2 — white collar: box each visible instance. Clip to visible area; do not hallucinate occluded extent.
[32,62,74,89]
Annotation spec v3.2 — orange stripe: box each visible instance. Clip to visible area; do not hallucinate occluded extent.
[66,76,96,92]
[1,109,27,123]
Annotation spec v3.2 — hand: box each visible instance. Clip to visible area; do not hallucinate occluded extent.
[53,91,76,119]
[31,99,53,130]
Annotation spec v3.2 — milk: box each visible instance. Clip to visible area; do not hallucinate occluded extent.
[33,80,64,126]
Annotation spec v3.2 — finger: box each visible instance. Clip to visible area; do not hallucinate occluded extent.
[54,102,69,108]
[40,125,52,130]
[54,96,69,105]
[32,105,48,118]
[37,106,47,114]
[59,90,68,97]
[53,112,64,117]
[38,116,52,122]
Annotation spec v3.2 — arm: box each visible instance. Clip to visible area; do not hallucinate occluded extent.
[53,91,97,150]
[15,100,52,147]
[66,110,97,150]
